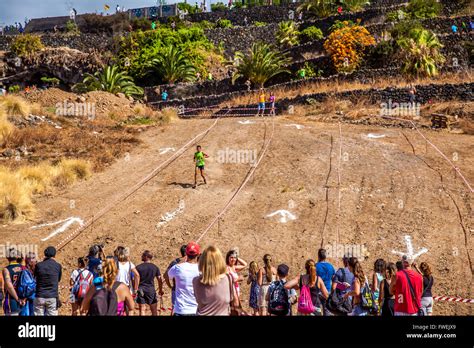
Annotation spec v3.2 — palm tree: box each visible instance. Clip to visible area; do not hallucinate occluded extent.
[73,65,144,98]
[397,28,445,78]
[148,46,196,84]
[231,42,291,88]
[276,21,300,48]
[297,0,335,19]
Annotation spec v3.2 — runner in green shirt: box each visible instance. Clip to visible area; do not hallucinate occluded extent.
[194,145,209,188]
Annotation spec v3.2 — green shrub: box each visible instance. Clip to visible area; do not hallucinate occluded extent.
[65,20,80,35]
[211,2,228,11]
[178,2,201,14]
[216,18,233,28]
[329,20,356,33]
[131,17,152,31]
[406,0,442,19]
[40,77,60,87]
[296,61,322,79]
[386,9,408,22]
[342,0,370,12]
[253,21,267,27]
[196,20,215,29]
[8,85,20,94]
[276,21,300,48]
[10,34,44,57]
[390,20,423,41]
[300,26,324,42]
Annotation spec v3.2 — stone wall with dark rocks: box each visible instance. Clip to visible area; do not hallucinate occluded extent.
[0,33,114,53]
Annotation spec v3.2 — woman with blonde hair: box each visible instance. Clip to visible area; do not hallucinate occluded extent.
[114,246,140,296]
[82,257,135,316]
[257,254,277,316]
[285,259,328,316]
[247,261,260,315]
[192,246,238,316]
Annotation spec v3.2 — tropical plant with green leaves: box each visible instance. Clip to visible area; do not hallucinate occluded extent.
[147,45,197,84]
[297,0,335,19]
[397,28,445,78]
[230,42,291,87]
[340,0,370,12]
[276,21,300,48]
[72,65,144,98]
[406,0,442,19]
[216,18,233,28]
[300,26,324,42]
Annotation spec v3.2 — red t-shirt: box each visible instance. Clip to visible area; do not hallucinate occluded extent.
[394,269,423,314]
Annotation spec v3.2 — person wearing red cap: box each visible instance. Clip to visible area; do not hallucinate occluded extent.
[167,242,201,316]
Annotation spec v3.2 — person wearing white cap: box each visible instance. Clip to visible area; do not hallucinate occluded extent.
[390,255,423,316]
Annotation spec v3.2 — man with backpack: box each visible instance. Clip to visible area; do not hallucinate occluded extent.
[70,257,93,316]
[34,246,62,316]
[266,264,297,316]
[327,255,354,316]
[390,255,423,316]
[18,252,37,316]
[2,248,23,316]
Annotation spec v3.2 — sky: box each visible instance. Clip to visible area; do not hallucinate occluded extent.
[0,0,207,26]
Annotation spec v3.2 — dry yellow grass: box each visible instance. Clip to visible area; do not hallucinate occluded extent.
[133,104,157,119]
[16,163,54,194]
[159,108,179,124]
[0,95,31,117]
[0,119,15,146]
[52,159,92,187]
[0,170,36,223]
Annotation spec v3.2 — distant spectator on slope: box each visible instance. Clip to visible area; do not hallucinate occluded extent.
[167,242,200,315]
[164,245,187,313]
[34,247,62,316]
[257,254,277,316]
[390,255,423,316]
[136,250,163,316]
[451,24,458,34]
[413,262,434,316]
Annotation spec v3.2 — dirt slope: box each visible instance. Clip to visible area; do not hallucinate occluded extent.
[1,116,472,315]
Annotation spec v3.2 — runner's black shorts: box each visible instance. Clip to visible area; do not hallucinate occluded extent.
[196,165,204,170]
[136,289,157,305]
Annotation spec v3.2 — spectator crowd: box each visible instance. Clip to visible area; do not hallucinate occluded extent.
[0,242,435,316]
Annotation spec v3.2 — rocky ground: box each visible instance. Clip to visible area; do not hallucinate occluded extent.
[0,115,472,315]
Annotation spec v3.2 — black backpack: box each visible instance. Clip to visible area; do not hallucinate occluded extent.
[87,281,121,316]
[326,268,352,314]
[268,280,290,316]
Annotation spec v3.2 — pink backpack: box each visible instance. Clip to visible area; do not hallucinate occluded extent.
[297,275,315,314]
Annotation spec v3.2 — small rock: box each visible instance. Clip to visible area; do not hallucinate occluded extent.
[117,93,126,99]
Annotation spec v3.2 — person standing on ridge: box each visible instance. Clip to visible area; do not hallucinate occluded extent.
[193,145,209,189]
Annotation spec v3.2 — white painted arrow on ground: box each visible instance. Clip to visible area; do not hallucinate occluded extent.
[31,217,85,242]
[159,147,176,155]
[238,120,255,125]
[266,210,297,223]
[392,235,428,261]
[285,124,305,130]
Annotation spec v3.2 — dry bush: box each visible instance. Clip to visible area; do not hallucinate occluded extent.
[0,95,31,117]
[30,102,43,115]
[16,163,54,194]
[159,108,179,125]
[0,170,36,222]
[52,159,91,187]
[0,120,15,147]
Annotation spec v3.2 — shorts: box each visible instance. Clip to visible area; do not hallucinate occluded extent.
[258,284,270,308]
[394,311,417,316]
[196,165,204,170]
[136,289,157,305]
[421,296,433,314]
[258,102,265,110]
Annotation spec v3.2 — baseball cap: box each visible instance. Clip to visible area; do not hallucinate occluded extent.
[185,241,200,256]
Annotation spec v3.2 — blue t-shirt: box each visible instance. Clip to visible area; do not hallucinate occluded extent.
[161,92,168,101]
[332,267,354,295]
[451,25,458,33]
[87,257,102,278]
[316,261,335,292]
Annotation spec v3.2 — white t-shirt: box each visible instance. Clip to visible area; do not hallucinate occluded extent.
[167,262,199,315]
[116,261,136,286]
[70,268,92,282]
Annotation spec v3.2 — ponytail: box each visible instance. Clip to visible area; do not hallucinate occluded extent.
[102,258,118,287]
[263,254,272,282]
[305,259,316,287]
